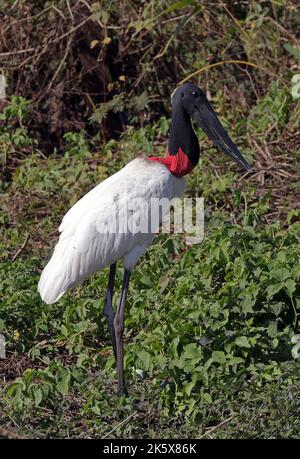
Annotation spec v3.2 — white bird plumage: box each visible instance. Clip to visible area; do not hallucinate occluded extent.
[38,158,185,304]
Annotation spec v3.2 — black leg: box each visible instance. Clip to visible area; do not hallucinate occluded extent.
[103,263,117,359]
[114,268,131,396]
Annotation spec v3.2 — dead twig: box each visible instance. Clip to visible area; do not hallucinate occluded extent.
[199,415,235,439]
[45,34,73,96]
[66,0,74,23]
[102,412,137,439]
[222,3,250,40]
[179,60,259,85]
[267,16,300,45]
[11,233,30,262]
[0,16,92,58]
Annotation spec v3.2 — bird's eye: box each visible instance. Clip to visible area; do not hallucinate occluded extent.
[192,91,199,98]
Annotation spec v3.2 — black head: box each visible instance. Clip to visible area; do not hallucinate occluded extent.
[172,83,252,172]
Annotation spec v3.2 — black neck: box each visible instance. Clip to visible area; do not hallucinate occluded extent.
[168,103,200,166]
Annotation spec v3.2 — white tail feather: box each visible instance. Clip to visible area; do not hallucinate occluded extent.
[38,239,83,304]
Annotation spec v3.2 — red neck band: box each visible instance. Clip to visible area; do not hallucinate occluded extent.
[148,148,195,177]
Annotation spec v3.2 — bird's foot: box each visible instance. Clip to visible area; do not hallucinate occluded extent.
[118,385,128,397]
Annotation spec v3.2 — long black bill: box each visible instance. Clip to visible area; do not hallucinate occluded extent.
[192,97,252,173]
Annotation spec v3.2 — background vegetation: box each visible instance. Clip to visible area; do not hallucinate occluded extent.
[0,0,300,438]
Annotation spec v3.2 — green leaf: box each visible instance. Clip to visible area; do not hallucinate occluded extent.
[270,267,290,281]
[159,276,170,294]
[184,381,195,396]
[60,324,69,337]
[56,368,71,395]
[240,295,255,314]
[235,336,251,348]
[285,278,296,296]
[91,404,101,415]
[170,336,180,360]
[155,353,166,369]
[182,343,202,360]
[7,382,23,405]
[291,335,300,359]
[228,357,244,365]
[283,43,300,61]
[136,350,151,371]
[266,282,283,299]
[267,321,277,338]
[269,302,283,316]
[202,392,212,404]
[212,351,226,364]
[33,387,43,406]
[160,0,197,16]
[140,276,154,288]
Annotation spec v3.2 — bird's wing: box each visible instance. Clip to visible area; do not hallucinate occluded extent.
[38,158,183,304]
[58,166,122,238]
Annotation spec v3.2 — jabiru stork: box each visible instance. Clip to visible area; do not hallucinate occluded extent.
[38,83,252,395]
